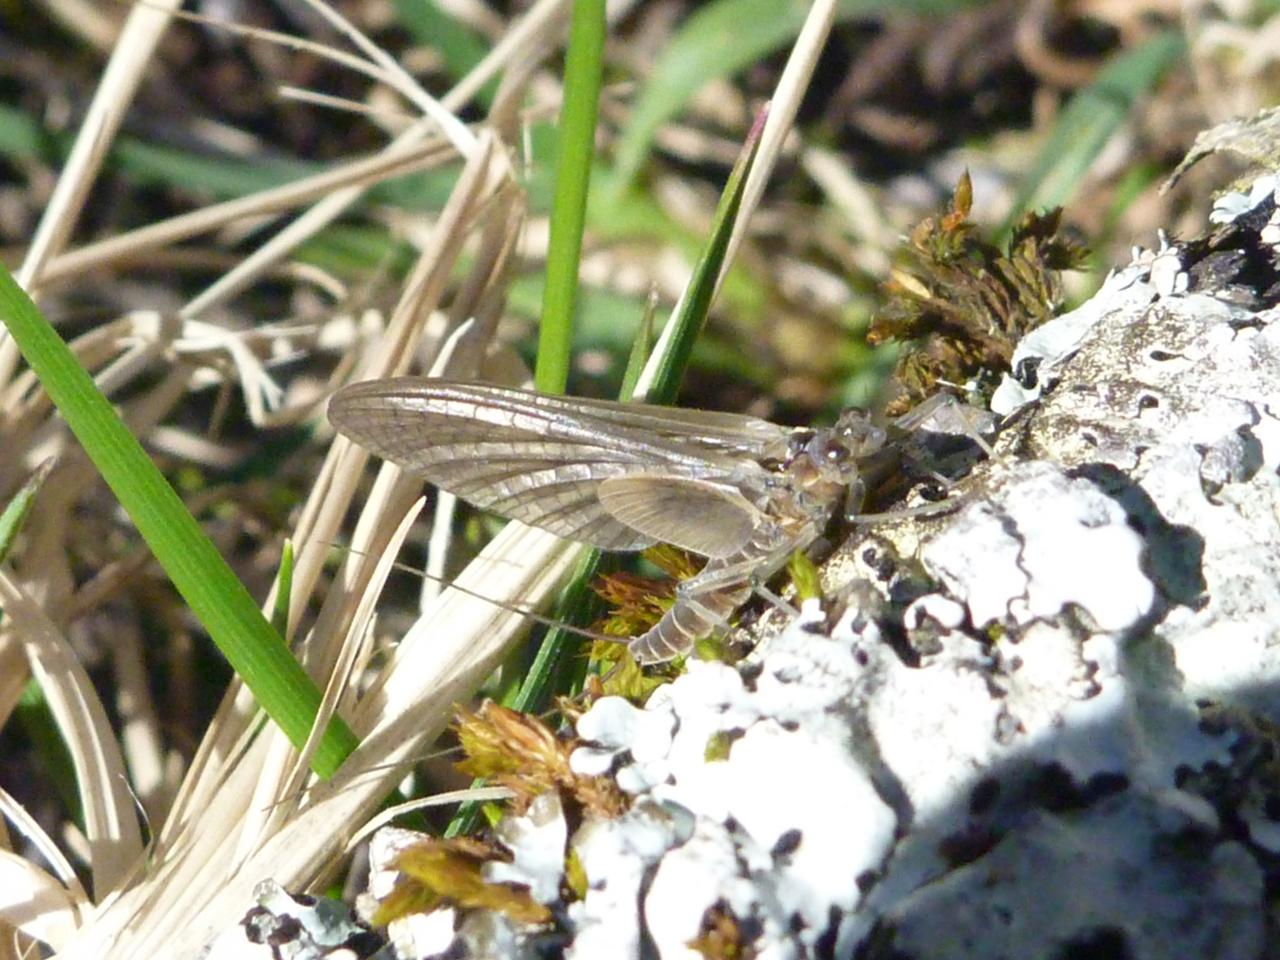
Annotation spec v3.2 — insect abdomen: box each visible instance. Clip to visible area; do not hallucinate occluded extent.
[626,520,795,663]
[627,577,752,664]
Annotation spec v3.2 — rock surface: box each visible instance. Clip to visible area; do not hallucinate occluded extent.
[588,179,1269,959]
[343,174,1280,960]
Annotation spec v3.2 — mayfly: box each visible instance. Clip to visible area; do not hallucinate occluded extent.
[328,379,898,663]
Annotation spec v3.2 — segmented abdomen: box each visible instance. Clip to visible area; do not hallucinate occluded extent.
[626,522,792,664]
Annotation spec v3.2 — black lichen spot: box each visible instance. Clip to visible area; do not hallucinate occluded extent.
[938,825,1000,866]
[1264,794,1280,822]
[1083,771,1130,800]
[855,869,879,894]
[1055,926,1132,960]
[969,776,1001,815]
[923,481,951,502]
[772,829,803,859]
[813,905,842,960]
[241,907,283,946]
[1015,355,1042,388]
[1138,394,1159,410]
[529,927,573,959]
[862,547,896,582]
[1033,763,1086,811]
[1148,349,1179,361]
[1030,763,1128,812]
[879,617,920,668]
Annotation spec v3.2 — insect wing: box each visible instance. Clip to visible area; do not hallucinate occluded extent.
[596,475,765,558]
[328,379,791,552]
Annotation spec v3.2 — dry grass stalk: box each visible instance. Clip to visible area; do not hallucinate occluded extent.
[0,0,582,953]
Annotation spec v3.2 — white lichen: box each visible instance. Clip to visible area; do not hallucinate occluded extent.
[550,167,1279,958]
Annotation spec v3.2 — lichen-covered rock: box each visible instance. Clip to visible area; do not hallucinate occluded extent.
[361,172,1280,960]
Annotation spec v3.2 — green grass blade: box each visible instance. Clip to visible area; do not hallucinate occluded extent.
[0,459,53,566]
[0,458,54,633]
[1002,29,1186,230]
[271,540,295,639]
[499,288,657,716]
[642,107,764,404]
[1,104,308,196]
[535,0,606,395]
[17,681,82,828]
[509,550,606,711]
[619,292,659,402]
[446,276,660,837]
[0,103,464,214]
[0,266,358,777]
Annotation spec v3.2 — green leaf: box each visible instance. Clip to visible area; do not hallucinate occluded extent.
[536,0,607,395]
[787,549,822,603]
[642,106,765,404]
[0,265,358,777]
[619,292,658,402]
[0,103,463,213]
[0,459,53,567]
[271,540,295,639]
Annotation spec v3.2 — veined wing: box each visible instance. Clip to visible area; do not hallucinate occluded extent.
[596,475,767,558]
[328,378,792,552]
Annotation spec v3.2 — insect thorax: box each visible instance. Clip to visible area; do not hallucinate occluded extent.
[785,411,884,486]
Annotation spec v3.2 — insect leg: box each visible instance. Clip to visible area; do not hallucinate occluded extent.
[751,580,800,619]
[691,525,814,590]
[891,392,996,456]
[889,390,959,432]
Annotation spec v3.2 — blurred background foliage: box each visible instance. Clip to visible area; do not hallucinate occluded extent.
[5,0,1272,423]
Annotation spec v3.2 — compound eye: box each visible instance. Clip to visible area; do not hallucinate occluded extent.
[840,422,885,454]
[825,443,850,463]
